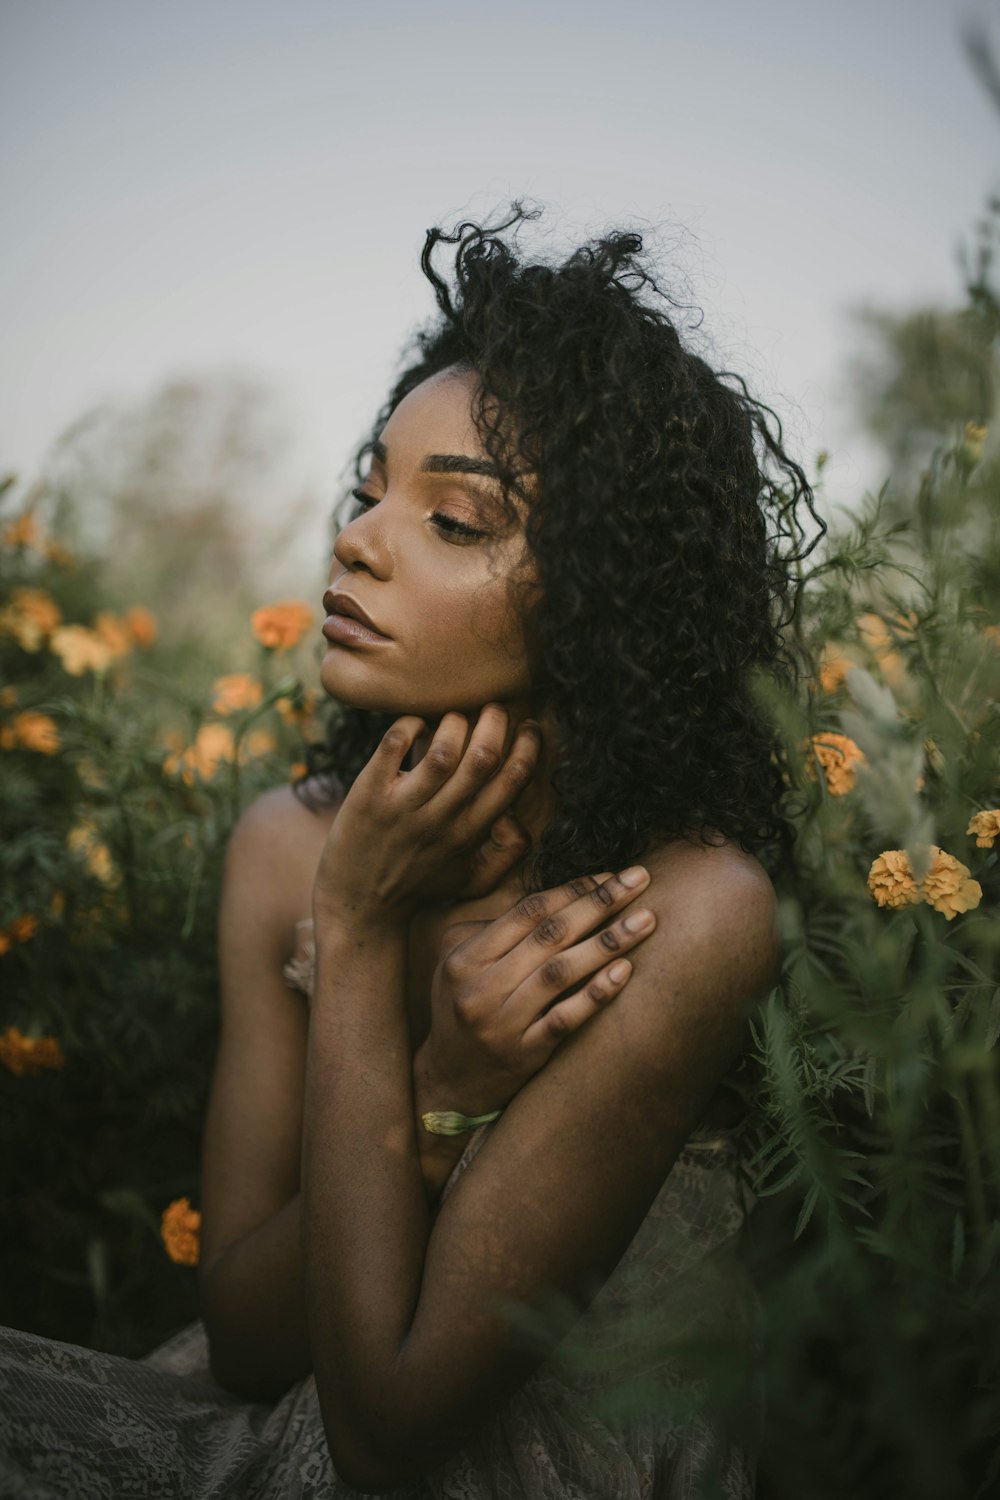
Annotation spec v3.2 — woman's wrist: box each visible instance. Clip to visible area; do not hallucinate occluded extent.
[412,1039,508,1125]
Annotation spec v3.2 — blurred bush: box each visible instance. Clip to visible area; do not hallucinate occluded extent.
[0,489,329,1355]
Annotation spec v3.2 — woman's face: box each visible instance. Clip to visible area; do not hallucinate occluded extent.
[320,367,539,720]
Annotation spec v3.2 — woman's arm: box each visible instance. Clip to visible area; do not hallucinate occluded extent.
[198,788,319,1398]
[302,717,781,1489]
[198,770,613,1398]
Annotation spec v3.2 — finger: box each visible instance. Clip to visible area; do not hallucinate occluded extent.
[520,956,633,1058]
[455,717,543,831]
[396,711,472,806]
[502,894,655,1028]
[470,865,651,971]
[362,716,429,783]
[426,705,542,825]
[449,871,615,971]
[460,813,532,899]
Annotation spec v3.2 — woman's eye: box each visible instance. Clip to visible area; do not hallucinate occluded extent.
[349,488,485,542]
[431,513,487,541]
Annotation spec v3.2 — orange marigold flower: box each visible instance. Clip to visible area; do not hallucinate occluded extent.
[0,1026,65,1077]
[123,605,158,648]
[50,624,114,676]
[164,723,236,785]
[288,761,308,781]
[67,821,116,884]
[967,809,1000,849]
[240,728,277,761]
[251,600,315,652]
[212,673,263,716]
[867,850,923,910]
[807,732,866,795]
[93,612,133,659]
[920,846,982,920]
[276,688,319,726]
[857,611,906,687]
[1,513,41,550]
[0,932,10,956]
[7,914,38,944]
[9,711,60,755]
[161,1197,201,1266]
[983,624,1000,650]
[0,587,63,651]
[817,646,851,694]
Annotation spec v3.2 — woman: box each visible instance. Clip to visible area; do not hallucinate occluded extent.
[0,206,819,1497]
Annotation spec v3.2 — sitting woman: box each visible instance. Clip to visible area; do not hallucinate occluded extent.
[0,205,819,1498]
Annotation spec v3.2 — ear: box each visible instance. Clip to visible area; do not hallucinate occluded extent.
[459,813,531,900]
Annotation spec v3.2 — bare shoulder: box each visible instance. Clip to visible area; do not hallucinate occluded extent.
[230,780,344,864]
[222,777,343,951]
[638,834,780,1005]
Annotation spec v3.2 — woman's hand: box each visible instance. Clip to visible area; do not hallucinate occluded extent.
[313,705,543,925]
[414,865,657,1121]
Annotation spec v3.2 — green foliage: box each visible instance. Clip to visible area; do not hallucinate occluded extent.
[0,501,327,1354]
[737,203,1000,1497]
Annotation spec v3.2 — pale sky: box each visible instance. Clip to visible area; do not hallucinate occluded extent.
[2,0,999,585]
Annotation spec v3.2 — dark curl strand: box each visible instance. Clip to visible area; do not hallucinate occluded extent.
[301,203,825,889]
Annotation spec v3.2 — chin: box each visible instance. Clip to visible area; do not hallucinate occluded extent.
[319,649,426,717]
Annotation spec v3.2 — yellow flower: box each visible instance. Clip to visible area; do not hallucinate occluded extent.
[250,600,315,652]
[807,732,866,796]
[0,587,63,651]
[67,821,116,884]
[967,809,1000,849]
[920,846,982,920]
[288,761,308,782]
[7,711,60,755]
[212,673,263,716]
[123,605,158,648]
[93,612,133,659]
[161,1197,201,1266]
[867,850,923,910]
[0,1026,65,1077]
[164,723,236,785]
[50,624,114,676]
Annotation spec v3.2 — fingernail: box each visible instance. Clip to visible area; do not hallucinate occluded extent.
[623,909,654,932]
[608,960,631,982]
[619,866,647,888]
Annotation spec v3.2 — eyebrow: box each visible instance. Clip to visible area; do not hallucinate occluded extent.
[370,439,500,479]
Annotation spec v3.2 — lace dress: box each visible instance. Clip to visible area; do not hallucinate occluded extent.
[0,920,763,1499]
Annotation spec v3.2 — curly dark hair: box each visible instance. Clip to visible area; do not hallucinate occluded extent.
[301,203,824,889]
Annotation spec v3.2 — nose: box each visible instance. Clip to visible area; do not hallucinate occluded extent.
[332,505,392,579]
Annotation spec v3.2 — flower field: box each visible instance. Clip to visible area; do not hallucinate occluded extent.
[3,205,1000,1498]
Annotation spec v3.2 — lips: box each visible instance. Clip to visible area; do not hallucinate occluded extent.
[322,589,391,640]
